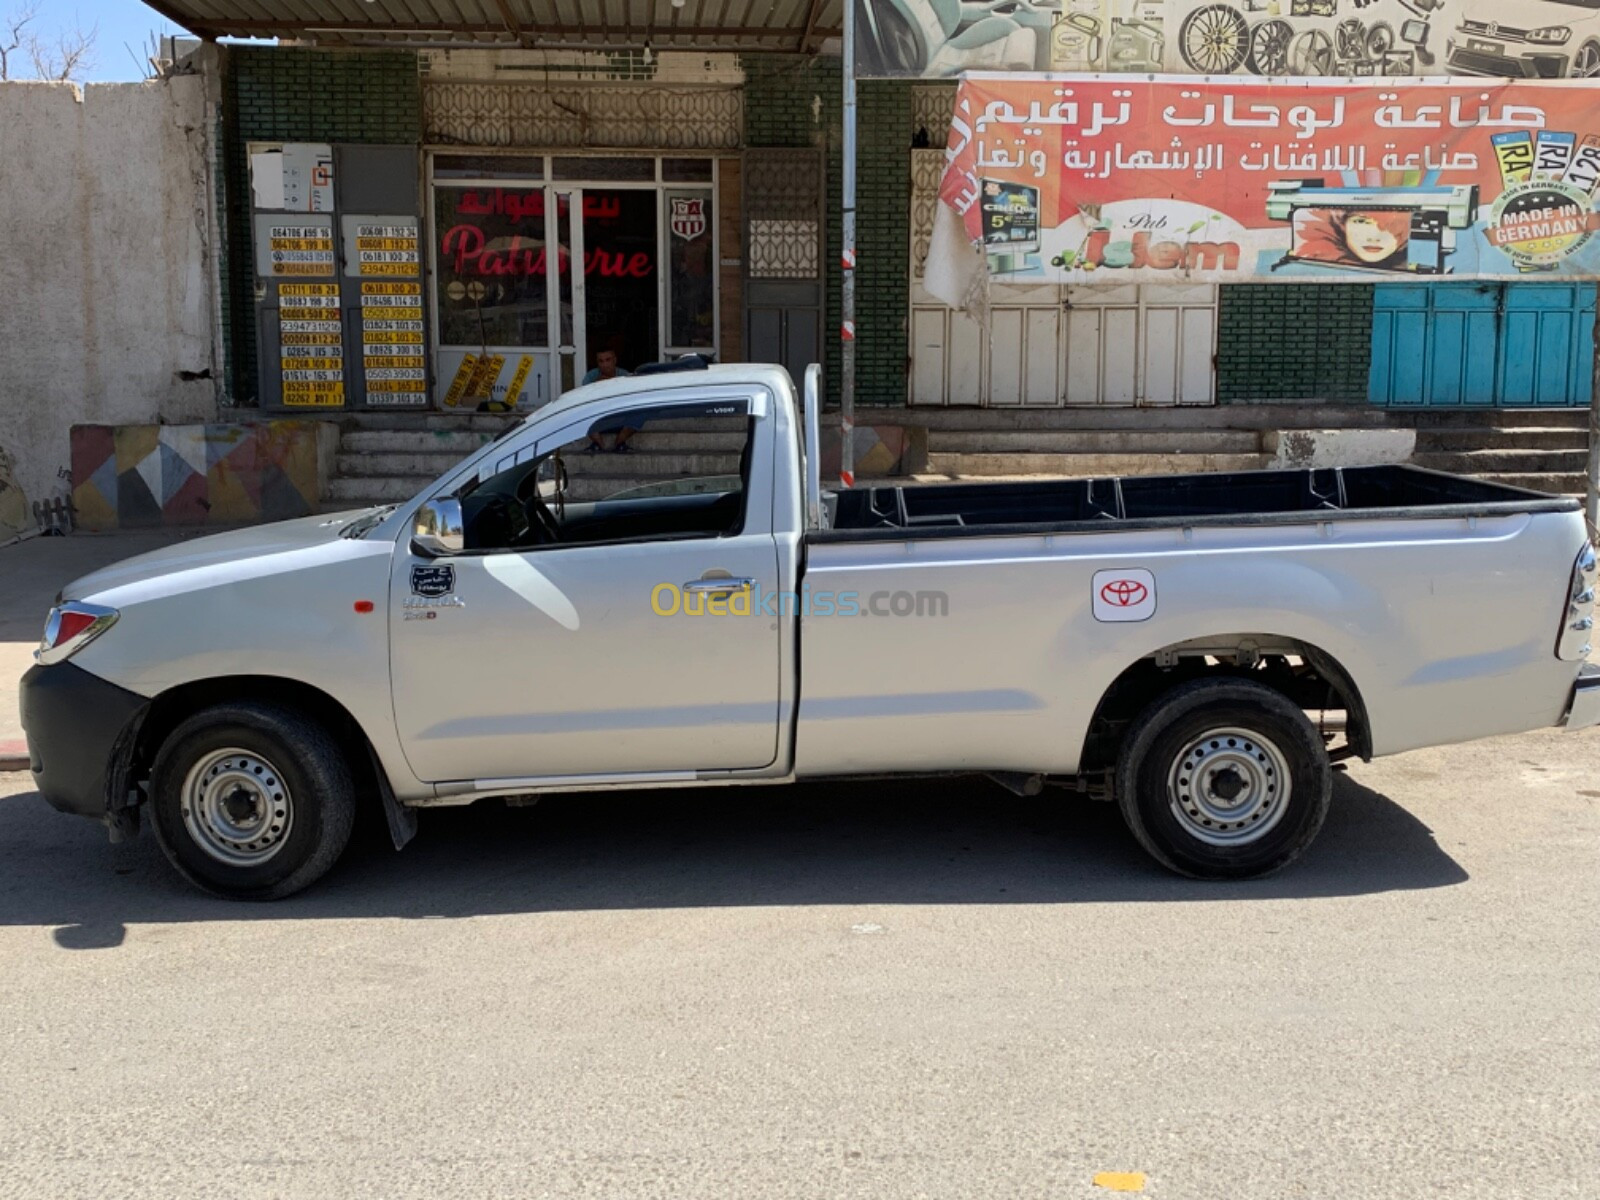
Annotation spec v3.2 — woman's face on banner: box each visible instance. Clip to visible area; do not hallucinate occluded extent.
[1345,214,1401,264]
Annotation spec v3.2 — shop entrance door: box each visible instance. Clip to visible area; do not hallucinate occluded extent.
[574,188,660,382]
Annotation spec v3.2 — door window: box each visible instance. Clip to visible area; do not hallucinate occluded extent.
[582,189,659,375]
[433,186,551,347]
[456,404,754,553]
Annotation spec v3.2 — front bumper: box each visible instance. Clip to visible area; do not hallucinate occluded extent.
[19,662,148,819]
[1564,664,1600,730]
[1445,46,1569,78]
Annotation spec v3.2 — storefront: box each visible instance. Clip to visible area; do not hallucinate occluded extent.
[428,154,721,409]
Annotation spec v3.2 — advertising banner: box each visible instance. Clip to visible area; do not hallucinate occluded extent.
[855,0,1600,80]
[930,74,1600,290]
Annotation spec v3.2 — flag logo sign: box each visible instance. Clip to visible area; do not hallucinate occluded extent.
[670,197,708,242]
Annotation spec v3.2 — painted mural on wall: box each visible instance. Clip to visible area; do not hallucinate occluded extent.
[854,0,1600,79]
[928,75,1600,289]
[0,446,28,538]
[71,423,327,530]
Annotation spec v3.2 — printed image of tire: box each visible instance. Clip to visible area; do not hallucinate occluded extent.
[1334,17,1366,60]
[1248,18,1293,74]
[1573,41,1600,77]
[1179,4,1251,73]
[1365,20,1395,57]
[1290,28,1334,74]
[1114,678,1334,880]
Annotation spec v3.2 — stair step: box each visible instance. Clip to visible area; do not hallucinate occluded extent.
[1407,409,1589,428]
[1414,428,1587,451]
[562,452,744,476]
[905,406,1400,430]
[338,412,522,434]
[337,452,468,478]
[342,429,500,454]
[325,476,430,503]
[564,476,736,502]
[924,452,1270,478]
[926,430,1260,455]
[1476,473,1586,496]
[1412,449,1589,474]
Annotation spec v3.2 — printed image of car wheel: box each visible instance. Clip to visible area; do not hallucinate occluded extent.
[1574,41,1600,77]
[1334,17,1366,60]
[1248,18,1294,74]
[1290,28,1334,74]
[1179,4,1250,73]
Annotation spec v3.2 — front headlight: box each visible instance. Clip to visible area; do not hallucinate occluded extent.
[36,602,119,666]
[1525,25,1572,44]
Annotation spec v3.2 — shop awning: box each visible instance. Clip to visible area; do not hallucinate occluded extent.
[144,0,843,52]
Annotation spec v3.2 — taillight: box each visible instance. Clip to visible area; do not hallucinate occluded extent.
[36,602,119,666]
[1556,542,1597,661]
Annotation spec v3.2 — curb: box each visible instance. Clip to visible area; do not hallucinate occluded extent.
[0,740,29,773]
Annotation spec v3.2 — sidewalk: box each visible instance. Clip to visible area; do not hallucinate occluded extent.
[1,530,198,769]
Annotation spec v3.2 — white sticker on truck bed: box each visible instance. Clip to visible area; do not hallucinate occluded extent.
[1092,569,1156,623]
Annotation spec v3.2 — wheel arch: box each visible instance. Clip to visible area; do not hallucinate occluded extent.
[124,675,415,850]
[1078,632,1373,774]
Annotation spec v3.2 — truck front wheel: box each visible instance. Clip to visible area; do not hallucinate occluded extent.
[148,701,356,900]
[1115,678,1331,879]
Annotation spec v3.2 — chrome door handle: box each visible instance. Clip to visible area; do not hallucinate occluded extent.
[683,577,755,594]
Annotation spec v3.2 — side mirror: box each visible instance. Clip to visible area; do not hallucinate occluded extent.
[412,497,464,557]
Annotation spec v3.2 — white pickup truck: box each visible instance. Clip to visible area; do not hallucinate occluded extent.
[20,361,1600,898]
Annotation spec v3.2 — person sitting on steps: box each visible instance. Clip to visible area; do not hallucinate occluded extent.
[581,347,636,453]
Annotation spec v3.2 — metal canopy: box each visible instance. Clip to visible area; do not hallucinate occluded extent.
[144,0,843,52]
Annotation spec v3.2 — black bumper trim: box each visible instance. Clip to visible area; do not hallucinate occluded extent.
[19,662,149,820]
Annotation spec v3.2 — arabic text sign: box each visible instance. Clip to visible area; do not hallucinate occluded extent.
[938,75,1600,284]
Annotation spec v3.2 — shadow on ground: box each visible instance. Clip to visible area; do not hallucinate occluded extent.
[0,771,1466,948]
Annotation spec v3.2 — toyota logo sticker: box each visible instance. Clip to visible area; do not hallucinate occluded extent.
[1092,569,1157,623]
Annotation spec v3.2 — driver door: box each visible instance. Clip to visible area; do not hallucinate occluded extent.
[388,394,781,785]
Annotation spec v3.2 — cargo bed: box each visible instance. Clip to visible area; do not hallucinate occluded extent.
[819,464,1578,541]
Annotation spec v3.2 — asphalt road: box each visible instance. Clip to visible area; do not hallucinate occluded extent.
[0,729,1596,1199]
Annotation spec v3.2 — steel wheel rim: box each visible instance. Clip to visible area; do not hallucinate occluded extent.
[1575,43,1600,77]
[181,748,294,866]
[1166,726,1291,847]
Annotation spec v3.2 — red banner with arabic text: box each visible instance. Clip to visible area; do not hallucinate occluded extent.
[936,74,1600,284]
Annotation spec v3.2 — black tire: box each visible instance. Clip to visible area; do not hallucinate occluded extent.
[149,701,356,900]
[1115,678,1331,880]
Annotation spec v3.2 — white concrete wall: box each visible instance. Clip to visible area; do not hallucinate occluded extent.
[0,71,220,531]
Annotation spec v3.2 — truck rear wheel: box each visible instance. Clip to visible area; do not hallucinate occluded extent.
[1115,678,1331,879]
[148,701,356,900]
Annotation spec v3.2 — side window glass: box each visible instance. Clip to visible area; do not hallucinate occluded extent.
[457,402,754,552]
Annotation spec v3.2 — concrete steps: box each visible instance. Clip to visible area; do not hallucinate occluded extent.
[925,429,1260,455]
[1414,427,1584,451]
[1412,449,1589,475]
[924,451,1270,478]
[1476,473,1588,495]
[326,476,434,505]
[341,429,499,455]
[1407,409,1588,428]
